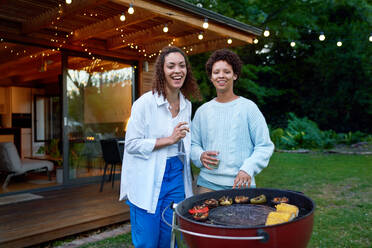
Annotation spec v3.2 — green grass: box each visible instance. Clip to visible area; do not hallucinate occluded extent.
[80,152,372,248]
[256,153,372,248]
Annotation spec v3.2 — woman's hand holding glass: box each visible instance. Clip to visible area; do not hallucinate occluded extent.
[169,122,189,144]
[200,151,220,170]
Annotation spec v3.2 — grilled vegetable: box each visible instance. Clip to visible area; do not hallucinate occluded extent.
[272,197,289,204]
[234,195,249,204]
[265,211,294,226]
[192,211,209,221]
[250,194,267,204]
[275,203,299,217]
[204,198,219,208]
[188,204,209,215]
[218,196,233,206]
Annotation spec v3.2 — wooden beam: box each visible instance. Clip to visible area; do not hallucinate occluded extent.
[112,0,253,44]
[187,38,247,55]
[72,10,157,42]
[107,23,170,50]
[22,0,108,34]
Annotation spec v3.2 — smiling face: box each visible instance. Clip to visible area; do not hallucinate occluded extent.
[210,60,237,94]
[163,52,187,92]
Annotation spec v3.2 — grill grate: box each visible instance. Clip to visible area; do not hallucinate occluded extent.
[207,204,275,226]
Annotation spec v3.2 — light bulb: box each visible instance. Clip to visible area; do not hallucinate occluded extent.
[198,33,203,40]
[337,41,342,47]
[163,24,168,33]
[66,0,72,4]
[203,18,209,29]
[290,41,296,47]
[369,33,372,42]
[120,13,126,21]
[128,4,134,14]
[227,38,232,44]
[319,32,325,41]
[263,29,270,37]
[253,38,259,44]
[163,25,168,33]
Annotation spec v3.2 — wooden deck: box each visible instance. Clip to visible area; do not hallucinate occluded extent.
[0,182,130,248]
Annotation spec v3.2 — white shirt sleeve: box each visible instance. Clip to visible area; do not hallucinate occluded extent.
[124,99,156,160]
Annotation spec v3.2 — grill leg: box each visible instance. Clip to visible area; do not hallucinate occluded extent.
[170,207,177,248]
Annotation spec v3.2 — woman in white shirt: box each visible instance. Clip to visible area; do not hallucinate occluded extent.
[120,46,201,248]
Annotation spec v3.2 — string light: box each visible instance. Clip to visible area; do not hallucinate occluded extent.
[120,13,126,22]
[227,38,232,44]
[337,40,342,47]
[198,32,204,40]
[253,38,259,44]
[263,27,270,37]
[203,18,209,29]
[369,33,372,42]
[66,0,72,4]
[163,24,168,33]
[319,32,326,41]
[128,4,134,14]
[290,41,296,47]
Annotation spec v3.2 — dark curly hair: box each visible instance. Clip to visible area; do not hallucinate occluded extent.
[152,46,201,101]
[205,49,242,80]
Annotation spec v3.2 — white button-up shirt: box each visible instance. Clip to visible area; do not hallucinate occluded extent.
[119,91,193,213]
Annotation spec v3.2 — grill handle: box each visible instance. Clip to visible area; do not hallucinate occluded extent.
[162,203,269,243]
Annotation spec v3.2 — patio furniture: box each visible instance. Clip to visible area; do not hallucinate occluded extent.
[0,142,54,189]
[99,139,123,192]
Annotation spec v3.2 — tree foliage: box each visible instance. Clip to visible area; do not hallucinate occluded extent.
[187,0,372,133]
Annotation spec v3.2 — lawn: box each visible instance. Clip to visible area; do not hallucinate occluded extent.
[78,152,372,248]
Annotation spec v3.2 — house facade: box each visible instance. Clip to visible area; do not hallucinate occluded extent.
[0,0,261,195]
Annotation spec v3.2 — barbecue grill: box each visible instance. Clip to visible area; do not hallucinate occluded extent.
[162,188,315,248]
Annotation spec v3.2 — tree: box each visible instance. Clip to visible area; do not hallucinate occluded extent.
[187,0,372,133]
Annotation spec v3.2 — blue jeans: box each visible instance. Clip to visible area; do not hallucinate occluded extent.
[127,156,185,248]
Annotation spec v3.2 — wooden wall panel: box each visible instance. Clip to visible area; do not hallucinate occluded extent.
[140,61,155,95]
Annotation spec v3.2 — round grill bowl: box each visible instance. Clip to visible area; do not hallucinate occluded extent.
[175,188,315,248]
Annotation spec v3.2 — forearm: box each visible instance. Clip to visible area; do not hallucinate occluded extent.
[154,136,175,150]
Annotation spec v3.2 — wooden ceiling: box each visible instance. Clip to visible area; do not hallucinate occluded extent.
[0,0,261,87]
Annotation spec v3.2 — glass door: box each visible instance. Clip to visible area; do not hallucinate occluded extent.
[66,56,134,181]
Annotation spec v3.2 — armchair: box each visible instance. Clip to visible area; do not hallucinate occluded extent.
[0,142,54,189]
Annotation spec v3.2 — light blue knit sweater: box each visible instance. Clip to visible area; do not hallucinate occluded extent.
[191,97,274,187]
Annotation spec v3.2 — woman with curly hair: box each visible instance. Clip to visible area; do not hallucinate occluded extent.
[191,48,274,194]
[120,46,200,248]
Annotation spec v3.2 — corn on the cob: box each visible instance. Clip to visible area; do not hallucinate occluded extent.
[265,211,294,226]
[275,203,299,217]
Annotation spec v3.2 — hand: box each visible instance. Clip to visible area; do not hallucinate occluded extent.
[233,170,251,189]
[169,122,189,144]
[200,151,219,170]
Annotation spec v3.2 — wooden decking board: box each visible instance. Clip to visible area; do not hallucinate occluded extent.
[0,182,130,248]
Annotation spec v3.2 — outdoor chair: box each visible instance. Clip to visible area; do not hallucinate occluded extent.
[99,139,123,192]
[0,142,54,189]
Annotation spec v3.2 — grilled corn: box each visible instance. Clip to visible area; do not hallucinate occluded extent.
[275,203,299,217]
[265,211,293,226]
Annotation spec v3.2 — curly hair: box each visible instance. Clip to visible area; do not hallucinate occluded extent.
[152,46,201,101]
[205,49,242,80]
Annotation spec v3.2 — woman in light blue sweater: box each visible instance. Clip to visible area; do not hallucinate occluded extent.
[191,49,274,194]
